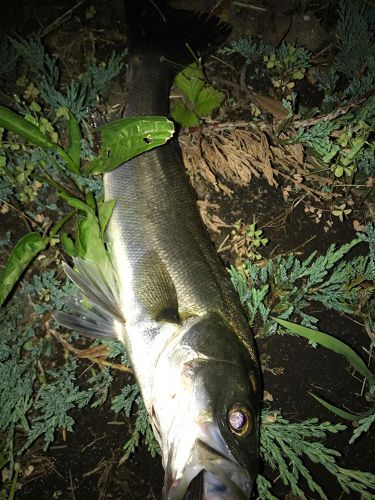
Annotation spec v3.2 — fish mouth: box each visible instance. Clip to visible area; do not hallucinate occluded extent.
[164,425,252,499]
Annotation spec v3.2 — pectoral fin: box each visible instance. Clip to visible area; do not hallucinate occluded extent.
[53,257,125,339]
[136,251,180,324]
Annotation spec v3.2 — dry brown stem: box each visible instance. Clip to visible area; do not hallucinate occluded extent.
[179,121,332,201]
[50,329,133,374]
[293,88,375,128]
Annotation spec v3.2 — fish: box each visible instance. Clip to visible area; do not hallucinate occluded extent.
[54,1,261,498]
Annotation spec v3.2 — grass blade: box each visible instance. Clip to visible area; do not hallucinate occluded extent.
[272,317,375,386]
[66,111,81,171]
[309,392,361,421]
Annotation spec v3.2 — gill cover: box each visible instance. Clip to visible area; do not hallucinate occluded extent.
[152,313,260,499]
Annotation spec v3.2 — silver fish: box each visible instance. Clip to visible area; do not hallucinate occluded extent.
[55,1,261,498]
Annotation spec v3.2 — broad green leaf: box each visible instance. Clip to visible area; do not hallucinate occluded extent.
[174,63,205,104]
[171,102,199,128]
[0,232,48,306]
[66,111,81,170]
[98,199,116,234]
[76,216,108,265]
[194,86,225,117]
[309,392,360,421]
[58,193,110,266]
[86,116,174,175]
[85,191,96,211]
[61,233,78,257]
[0,105,55,149]
[334,165,344,177]
[273,317,375,386]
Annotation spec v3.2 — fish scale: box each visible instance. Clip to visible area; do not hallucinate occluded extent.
[104,50,255,348]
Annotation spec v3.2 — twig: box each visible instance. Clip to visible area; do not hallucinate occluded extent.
[50,329,133,374]
[240,63,248,93]
[68,469,76,500]
[233,1,267,12]
[40,0,87,38]
[293,89,375,128]
[271,235,317,259]
[209,55,236,72]
[0,199,35,233]
[275,170,331,200]
[218,233,230,253]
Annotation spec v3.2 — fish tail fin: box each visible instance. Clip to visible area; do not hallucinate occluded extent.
[124,0,231,65]
[53,258,125,340]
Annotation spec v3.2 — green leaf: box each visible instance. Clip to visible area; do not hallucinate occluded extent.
[61,233,78,257]
[0,106,80,175]
[85,191,96,211]
[293,69,305,80]
[347,137,365,160]
[334,165,344,177]
[194,86,225,117]
[350,412,375,444]
[49,211,76,239]
[86,116,174,175]
[322,147,339,163]
[309,392,360,421]
[171,102,200,128]
[58,194,110,265]
[76,216,108,265]
[58,192,95,216]
[98,199,116,234]
[0,232,48,306]
[272,317,375,386]
[66,111,81,170]
[0,105,54,149]
[174,63,205,104]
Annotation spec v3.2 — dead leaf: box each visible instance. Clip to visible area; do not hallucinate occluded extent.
[34,213,45,223]
[263,391,274,402]
[264,413,278,424]
[252,93,288,120]
[24,465,34,477]
[293,173,303,184]
[23,82,40,101]
[353,220,365,232]
[282,185,292,201]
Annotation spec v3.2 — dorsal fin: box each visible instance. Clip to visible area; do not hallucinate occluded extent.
[135,251,180,324]
[53,257,125,339]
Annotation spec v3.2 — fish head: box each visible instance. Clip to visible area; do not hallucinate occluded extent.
[152,312,260,499]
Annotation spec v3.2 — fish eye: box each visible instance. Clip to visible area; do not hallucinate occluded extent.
[227,404,253,437]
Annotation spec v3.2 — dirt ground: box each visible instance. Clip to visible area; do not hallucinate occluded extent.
[0,0,374,499]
